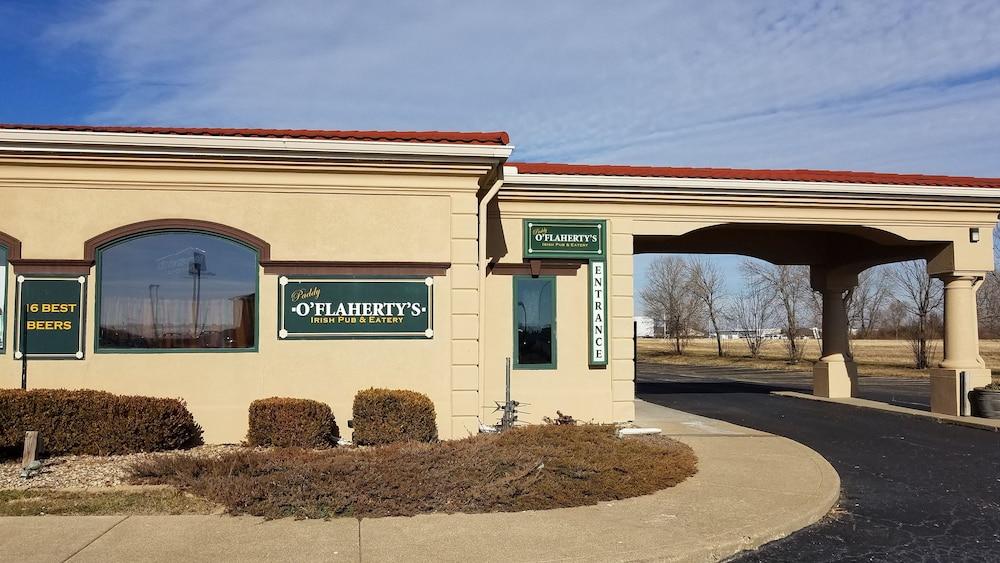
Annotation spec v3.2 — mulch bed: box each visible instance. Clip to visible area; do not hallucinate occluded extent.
[0,445,244,490]
[131,424,697,519]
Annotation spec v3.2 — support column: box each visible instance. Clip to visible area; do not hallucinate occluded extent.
[449,194,482,437]
[811,269,858,398]
[609,220,635,423]
[929,273,991,416]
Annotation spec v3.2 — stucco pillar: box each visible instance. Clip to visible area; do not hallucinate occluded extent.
[929,273,991,416]
[810,267,858,398]
[609,219,635,423]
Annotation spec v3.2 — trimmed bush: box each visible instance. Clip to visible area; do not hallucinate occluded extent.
[351,388,437,446]
[0,389,203,457]
[246,397,339,448]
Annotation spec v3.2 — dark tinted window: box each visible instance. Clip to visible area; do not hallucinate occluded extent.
[98,232,256,350]
[514,276,555,367]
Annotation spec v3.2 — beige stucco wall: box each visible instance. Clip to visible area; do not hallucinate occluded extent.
[0,159,487,443]
[484,192,1000,427]
[4,153,998,443]
[481,212,635,427]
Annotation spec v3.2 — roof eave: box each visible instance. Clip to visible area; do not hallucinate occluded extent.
[502,166,1000,203]
[0,128,515,162]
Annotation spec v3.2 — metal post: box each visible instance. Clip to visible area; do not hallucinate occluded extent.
[633,321,638,366]
[959,370,968,416]
[505,356,511,407]
[20,290,27,390]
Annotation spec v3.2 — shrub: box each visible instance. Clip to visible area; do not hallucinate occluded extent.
[0,389,202,457]
[351,388,437,446]
[131,424,698,519]
[246,397,339,448]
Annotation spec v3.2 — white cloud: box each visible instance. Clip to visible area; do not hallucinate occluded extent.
[43,0,1000,176]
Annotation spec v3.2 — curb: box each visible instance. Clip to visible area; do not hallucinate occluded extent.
[693,438,842,562]
[623,400,841,562]
[772,391,1000,432]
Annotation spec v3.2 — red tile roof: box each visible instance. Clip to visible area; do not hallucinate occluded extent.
[0,124,510,146]
[508,162,1000,189]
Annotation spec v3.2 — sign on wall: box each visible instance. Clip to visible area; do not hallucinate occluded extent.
[278,276,434,339]
[14,276,87,359]
[589,260,608,366]
[523,219,605,259]
[523,218,610,367]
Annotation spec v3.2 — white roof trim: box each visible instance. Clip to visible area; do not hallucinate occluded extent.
[0,129,515,160]
[503,166,1000,201]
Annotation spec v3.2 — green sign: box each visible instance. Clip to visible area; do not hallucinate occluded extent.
[278,276,434,339]
[14,276,87,359]
[524,219,605,259]
[589,260,608,366]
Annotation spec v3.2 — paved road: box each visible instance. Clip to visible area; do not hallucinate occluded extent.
[637,363,1000,562]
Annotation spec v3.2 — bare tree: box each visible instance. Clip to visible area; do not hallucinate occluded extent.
[727,281,776,358]
[742,261,812,363]
[641,256,702,354]
[881,299,908,340]
[978,271,1000,338]
[688,257,727,357]
[847,266,891,339]
[976,226,1000,337]
[889,260,943,369]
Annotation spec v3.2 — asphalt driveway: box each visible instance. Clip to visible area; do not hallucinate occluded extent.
[637,363,1000,562]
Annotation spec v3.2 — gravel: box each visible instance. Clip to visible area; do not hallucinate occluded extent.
[1,445,245,490]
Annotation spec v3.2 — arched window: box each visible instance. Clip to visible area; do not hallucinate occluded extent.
[97,231,257,351]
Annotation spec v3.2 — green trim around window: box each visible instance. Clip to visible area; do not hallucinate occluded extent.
[94,230,260,354]
[512,275,557,370]
[0,244,7,354]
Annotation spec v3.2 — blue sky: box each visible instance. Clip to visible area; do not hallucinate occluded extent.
[3,1,1000,312]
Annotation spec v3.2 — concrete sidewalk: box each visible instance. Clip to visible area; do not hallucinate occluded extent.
[0,400,840,563]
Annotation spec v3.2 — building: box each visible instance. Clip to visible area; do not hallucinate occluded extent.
[714,328,784,341]
[2,124,998,442]
[634,316,656,338]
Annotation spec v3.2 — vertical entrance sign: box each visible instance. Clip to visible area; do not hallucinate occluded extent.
[14,276,87,359]
[523,219,609,367]
[589,260,608,366]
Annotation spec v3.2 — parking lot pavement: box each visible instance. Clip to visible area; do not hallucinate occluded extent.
[637,365,1000,562]
[638,362,932,410]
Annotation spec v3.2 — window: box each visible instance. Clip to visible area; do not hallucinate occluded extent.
[0,245,6,353]
[97,232,257,351]
[514,275,556,368]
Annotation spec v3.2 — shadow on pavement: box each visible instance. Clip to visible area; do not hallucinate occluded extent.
[636,379,798,396]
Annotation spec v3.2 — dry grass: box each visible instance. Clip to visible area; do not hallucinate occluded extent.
[640,338,1000,382]
[130,424,697,519]
[0,488,220,516]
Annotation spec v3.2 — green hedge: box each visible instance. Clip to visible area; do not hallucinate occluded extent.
[0,389,203,457]
[246,397,339,448]
[352,388,437,446]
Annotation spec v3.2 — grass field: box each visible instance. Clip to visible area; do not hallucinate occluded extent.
[639,337,1000,382]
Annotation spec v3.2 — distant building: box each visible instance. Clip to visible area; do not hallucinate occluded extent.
[712,328,784,340]
[634,316,656,337]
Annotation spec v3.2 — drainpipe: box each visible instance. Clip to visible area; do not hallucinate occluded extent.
[478,176,503,424]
